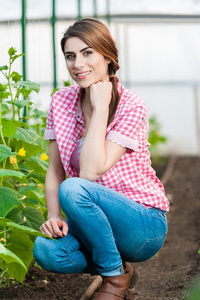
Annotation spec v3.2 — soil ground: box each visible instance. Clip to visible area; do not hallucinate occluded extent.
[0,156,200,300]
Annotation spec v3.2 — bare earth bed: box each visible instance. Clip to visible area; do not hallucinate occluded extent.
[1,156,200,300]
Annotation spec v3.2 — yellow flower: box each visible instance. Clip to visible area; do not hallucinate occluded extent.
[0,238,6,243]
[10,156,17,165]
[18,147,26,157]
[37,184,44,189]
[40,153,48,161]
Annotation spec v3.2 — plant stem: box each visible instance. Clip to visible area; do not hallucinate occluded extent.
[0,268,8,285]
[0,99,6,146]
[7,57,15,120]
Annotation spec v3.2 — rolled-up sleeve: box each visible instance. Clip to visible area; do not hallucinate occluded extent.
[106,105,147,151]
[44,99,56,140]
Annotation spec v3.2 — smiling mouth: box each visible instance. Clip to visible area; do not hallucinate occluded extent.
[76,71,91,79]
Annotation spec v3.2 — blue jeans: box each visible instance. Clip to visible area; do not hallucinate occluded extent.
[33,178,168,276]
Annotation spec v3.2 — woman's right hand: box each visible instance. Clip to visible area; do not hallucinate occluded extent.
[40,217,69,238]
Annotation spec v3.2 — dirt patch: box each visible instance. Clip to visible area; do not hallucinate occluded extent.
[1,157,200,300]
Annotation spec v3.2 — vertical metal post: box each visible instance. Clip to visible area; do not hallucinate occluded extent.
[93,0,97,18]
[77,0,82,19]
[21,0,27,119]
[21,0,26,82]
[52,0,57,89]
[106,0,110,24]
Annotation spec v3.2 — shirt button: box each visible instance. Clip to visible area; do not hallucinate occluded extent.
[81,124,85,127]
[77,115,80,119]
[73,139,76,143]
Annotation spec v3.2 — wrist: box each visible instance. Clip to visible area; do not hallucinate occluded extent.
[47,213,62,220]
[92,105,109,116]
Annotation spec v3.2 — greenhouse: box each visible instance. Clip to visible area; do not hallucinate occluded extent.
[0,1,200,299]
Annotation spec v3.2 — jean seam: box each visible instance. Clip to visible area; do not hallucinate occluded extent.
[60,234,82,266]
[132,231,167,261]
[89,186,166,222]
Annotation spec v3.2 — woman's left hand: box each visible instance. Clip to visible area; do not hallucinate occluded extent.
[89,81,112,111]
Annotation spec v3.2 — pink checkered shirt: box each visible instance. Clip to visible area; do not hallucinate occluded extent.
[44,79,169,212]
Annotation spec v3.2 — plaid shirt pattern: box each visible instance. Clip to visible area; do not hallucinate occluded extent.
[44,79,169,212]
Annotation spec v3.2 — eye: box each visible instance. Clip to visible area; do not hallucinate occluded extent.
[65,54,75,61]
[84,51,92,56]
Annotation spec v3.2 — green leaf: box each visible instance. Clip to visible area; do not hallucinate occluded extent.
[186,275,200,300]
[32,108,47,119]
[11,71,23,83]
[0,243,27,277]
[5,207,23,224]
[0,83,7,92]
[13,127,41,146]
[11,54,24,63]
[11,140,43,161]
[13,80,40,93]
[5,221,47,237]
[5,229,33,283]
[1,103,9,115]
[14,100,33,109]
[27,172,46,184]
[0,65,8,71]
[0,145,12,162]
[1,118,18,138]
[64,80,70,87]
[8,47,17,56]
[24,157,48,174]
[22,206,45,231]
[2,180,15,190]
[0,84,9,100]
[51,88,59,96]
[0,187,21,217]
[0,169,27,182]
[20,88,32,98]
[0,217,51,240]
[26,190,44,203]
[0,91,10,99]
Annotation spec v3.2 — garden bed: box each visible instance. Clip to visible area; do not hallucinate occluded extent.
[1,156,200,300]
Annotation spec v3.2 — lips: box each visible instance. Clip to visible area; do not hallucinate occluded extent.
[76,71,91,79]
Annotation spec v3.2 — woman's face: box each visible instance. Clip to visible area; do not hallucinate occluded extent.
[64,37,110,88]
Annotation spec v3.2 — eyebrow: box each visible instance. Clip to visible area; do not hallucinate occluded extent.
[64,46,92,55]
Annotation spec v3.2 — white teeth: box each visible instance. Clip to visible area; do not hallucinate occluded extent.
[77,71,90,77]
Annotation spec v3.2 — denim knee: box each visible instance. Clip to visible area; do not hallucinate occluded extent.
[59,177,91,213]
[33,236,51,269]
[33,236,63,272]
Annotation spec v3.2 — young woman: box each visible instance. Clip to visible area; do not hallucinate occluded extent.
[33,18,169,300]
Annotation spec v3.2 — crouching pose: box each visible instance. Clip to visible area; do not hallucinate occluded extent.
[33,18,169,300]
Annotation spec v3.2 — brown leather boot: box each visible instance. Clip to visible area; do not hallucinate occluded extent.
[94,272,135,300]
[123,262,140,289]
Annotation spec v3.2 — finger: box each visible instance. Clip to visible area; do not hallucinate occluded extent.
[50,220,64,238]
[40,225,53,238]
[61,221,69,236]
[42,221,57,237]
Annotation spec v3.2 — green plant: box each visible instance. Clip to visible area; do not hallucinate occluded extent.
[148,115,168,164]
[0,48,49,285]
[185,274,200,300]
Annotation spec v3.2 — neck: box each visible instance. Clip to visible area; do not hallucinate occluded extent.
[81,87,91,105]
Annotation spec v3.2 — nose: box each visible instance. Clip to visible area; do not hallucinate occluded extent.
[74,55,85,69]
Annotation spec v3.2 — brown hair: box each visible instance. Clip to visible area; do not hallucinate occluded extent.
[61,18,120,125]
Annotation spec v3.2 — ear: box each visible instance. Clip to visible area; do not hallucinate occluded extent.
[105,57,111,64]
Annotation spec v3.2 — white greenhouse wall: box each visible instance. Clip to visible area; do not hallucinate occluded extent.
[0,5,200,156]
